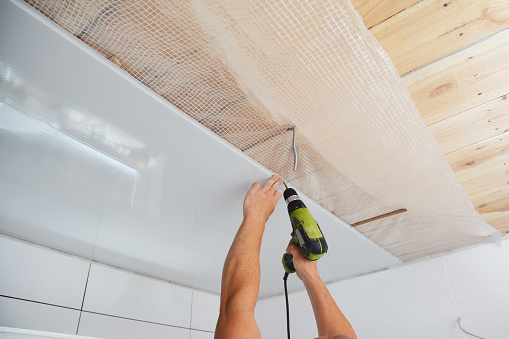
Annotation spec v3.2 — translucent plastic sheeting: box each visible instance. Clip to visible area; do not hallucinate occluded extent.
[24,0,499,261]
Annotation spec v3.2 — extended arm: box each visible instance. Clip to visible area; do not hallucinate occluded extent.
[287,244,357,339]
[215,175,283,339]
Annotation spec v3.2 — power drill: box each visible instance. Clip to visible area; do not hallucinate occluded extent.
[282,184,328,273]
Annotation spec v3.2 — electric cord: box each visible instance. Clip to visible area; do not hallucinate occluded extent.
[283,271,290,339]
[458,317,484,339]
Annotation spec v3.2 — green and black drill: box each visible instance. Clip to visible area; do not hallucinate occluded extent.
[282,183,328,274]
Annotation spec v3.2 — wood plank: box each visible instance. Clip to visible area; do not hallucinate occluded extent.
[472,188,509,231]
[446,132,509,185]
[429,94,509,154]
[444,132,509,231]
[482,209,509,233]
[371,0,509,75]
[350,0,420,29]
[403,28,509,125]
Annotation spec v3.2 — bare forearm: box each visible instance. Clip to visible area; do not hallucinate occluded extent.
[219,216,265,313]
[304,275,357,338]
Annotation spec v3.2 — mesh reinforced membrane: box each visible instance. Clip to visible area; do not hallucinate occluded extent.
[24,0,500,261]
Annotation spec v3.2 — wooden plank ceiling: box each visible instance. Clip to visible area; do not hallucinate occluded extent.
[351,0,509,233]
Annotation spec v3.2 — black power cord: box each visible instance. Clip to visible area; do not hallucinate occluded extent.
[283,271,290,339]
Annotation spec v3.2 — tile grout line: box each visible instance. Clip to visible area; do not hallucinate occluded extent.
[79,310,215,333]
[442,257,467,339]
[0,294,80,311]
[189,292,194,339]
[76,263,92,335]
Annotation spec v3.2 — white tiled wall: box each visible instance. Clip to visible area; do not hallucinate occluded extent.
[0,236,90,308]
[83,264,193,328]
[256,239,509,339]
[191,291,221,332]
[5,232,508,339]
[0,235,220,338]
[77,312,190,339]
[0,296,81,335]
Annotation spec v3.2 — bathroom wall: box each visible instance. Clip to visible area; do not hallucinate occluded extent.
[0,235,219,339]
[255,238,509,339]
[3,232,508,339]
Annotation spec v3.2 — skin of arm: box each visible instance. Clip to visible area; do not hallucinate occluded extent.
[215,175,283,339]
[286,243,357,339]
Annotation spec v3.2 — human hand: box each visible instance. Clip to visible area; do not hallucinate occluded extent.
[243,175,283,224]
[286,242,320,285]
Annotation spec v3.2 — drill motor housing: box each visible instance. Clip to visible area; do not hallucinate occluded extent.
[282,188,328,273]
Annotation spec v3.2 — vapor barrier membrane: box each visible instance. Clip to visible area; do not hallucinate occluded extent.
[25,0,499,261]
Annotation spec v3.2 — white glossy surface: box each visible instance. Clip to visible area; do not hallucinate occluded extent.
[0,297,80,335]
[83,264,192,328]
[0,236,90,309]
[191,292,220,332]
[77,313,190,339]
[0,0,400,297]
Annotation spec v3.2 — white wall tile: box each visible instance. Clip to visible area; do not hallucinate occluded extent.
[255,290,316,338]
[83,264,192,328]
[0,236,90,308]
[78,312,190,339]
[445,240,509,298]
[191,292,220,332]
[288,290,315,329]
[349,300,464,339]
[455,287,509,339]
[255,295,286,336]
[190,330,215,339]
[331,257,454,318]
[0,296,80,334]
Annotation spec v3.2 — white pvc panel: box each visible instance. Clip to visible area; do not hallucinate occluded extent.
[0,236,90,309]
[0,0,401,298]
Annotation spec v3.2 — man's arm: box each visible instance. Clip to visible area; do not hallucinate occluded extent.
[215,175,283,339]
[286,244,357,339]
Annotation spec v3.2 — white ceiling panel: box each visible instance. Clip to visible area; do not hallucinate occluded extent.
[0,0,401,298]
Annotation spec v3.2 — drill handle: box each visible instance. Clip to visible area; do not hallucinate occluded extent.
[282,253,295,274]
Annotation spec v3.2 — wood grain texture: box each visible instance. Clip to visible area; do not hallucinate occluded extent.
[429,94,509,154]
[402,28,509,125]
[350,0,420,29]
[371,0,509,75]
[444,133,509,228]
[446,133,508,192]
